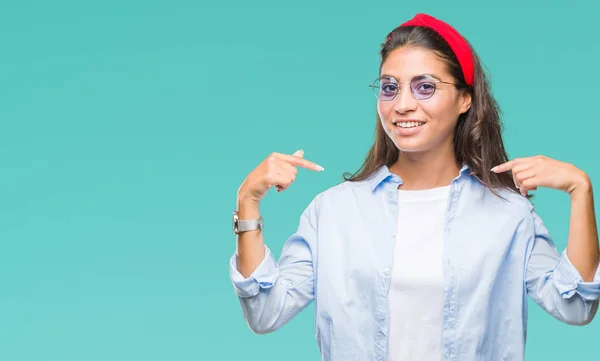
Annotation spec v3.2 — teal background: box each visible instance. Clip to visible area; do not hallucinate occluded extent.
[1,0,599,360]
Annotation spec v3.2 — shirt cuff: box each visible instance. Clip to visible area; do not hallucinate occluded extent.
[229,245,280,298]
[553,250,600,301]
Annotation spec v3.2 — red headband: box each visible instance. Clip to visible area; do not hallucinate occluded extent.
[386,13,474,87]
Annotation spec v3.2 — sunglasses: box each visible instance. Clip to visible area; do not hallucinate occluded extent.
[369,74,457,101]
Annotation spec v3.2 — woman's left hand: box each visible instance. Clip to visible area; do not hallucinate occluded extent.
[491,155,591,196]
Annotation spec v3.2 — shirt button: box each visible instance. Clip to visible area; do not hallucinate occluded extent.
[378,313,385,320]
[383,268,390,275]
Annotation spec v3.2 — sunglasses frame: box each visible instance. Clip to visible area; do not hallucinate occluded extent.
[369,74,457,101]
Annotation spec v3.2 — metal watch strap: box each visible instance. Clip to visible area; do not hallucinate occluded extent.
[237,218,262,232]
[233,210,263,234]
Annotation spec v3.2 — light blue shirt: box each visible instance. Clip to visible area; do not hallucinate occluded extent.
[229,165,600,361]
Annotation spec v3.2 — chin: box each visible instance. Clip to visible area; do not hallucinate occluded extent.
[396,144,428,153]
[390,135,429,153]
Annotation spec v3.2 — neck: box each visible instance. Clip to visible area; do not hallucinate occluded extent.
[390,148,461,190]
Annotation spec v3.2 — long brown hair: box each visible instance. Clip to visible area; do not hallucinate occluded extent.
[344,26,520,196]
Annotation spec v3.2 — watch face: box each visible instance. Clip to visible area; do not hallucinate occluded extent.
[232,211,239,234]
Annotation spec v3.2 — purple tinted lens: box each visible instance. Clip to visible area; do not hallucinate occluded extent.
[378,79,398,100]
[411,78,436,99]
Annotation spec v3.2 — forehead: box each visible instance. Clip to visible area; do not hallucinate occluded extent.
[380,46,449,81]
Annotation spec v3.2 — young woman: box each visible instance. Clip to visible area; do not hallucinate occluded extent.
[228,13,600,361]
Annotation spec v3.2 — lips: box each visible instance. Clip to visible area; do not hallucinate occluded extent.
[391,119,426,136]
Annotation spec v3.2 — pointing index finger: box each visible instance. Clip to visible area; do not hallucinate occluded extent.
[279,153,324,171]
[491,159,520,173]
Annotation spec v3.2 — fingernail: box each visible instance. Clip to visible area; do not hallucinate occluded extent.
[315,164,324,171]
[490,166,498,172]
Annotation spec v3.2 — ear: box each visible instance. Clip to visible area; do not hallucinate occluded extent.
[458,91,472,115]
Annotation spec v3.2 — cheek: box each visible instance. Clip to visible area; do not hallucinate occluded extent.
[377,102,393,122]
[423,100,459,128]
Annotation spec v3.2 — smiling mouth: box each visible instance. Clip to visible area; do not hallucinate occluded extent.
[393,121,425,128]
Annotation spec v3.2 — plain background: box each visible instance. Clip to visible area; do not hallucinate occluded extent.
[1,0,599,360]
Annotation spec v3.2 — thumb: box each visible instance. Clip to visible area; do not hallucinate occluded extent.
[292,149,304,158]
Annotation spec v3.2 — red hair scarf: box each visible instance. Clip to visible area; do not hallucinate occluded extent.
[387,13,474,87]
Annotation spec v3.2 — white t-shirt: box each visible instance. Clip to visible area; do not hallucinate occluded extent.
[387,185,450,361]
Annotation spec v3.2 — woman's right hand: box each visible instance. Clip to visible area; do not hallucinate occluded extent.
[237,149,324,205]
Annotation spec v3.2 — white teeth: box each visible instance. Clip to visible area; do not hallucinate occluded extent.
[395,121,424,128]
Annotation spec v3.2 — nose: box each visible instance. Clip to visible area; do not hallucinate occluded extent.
[394,83,418,113]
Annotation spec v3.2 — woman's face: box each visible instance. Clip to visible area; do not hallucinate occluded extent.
[377,46,471,154]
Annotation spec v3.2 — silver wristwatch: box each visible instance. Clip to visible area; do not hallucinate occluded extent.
[232,210,263,235]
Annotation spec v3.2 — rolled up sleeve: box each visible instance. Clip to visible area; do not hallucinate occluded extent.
[553,250,600,301]
[229,245,280,298]
[525,206,600,325]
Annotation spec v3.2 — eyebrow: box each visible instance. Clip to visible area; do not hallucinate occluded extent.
[380,73,442,81]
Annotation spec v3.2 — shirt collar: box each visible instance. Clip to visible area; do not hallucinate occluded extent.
[368,163,471,192]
